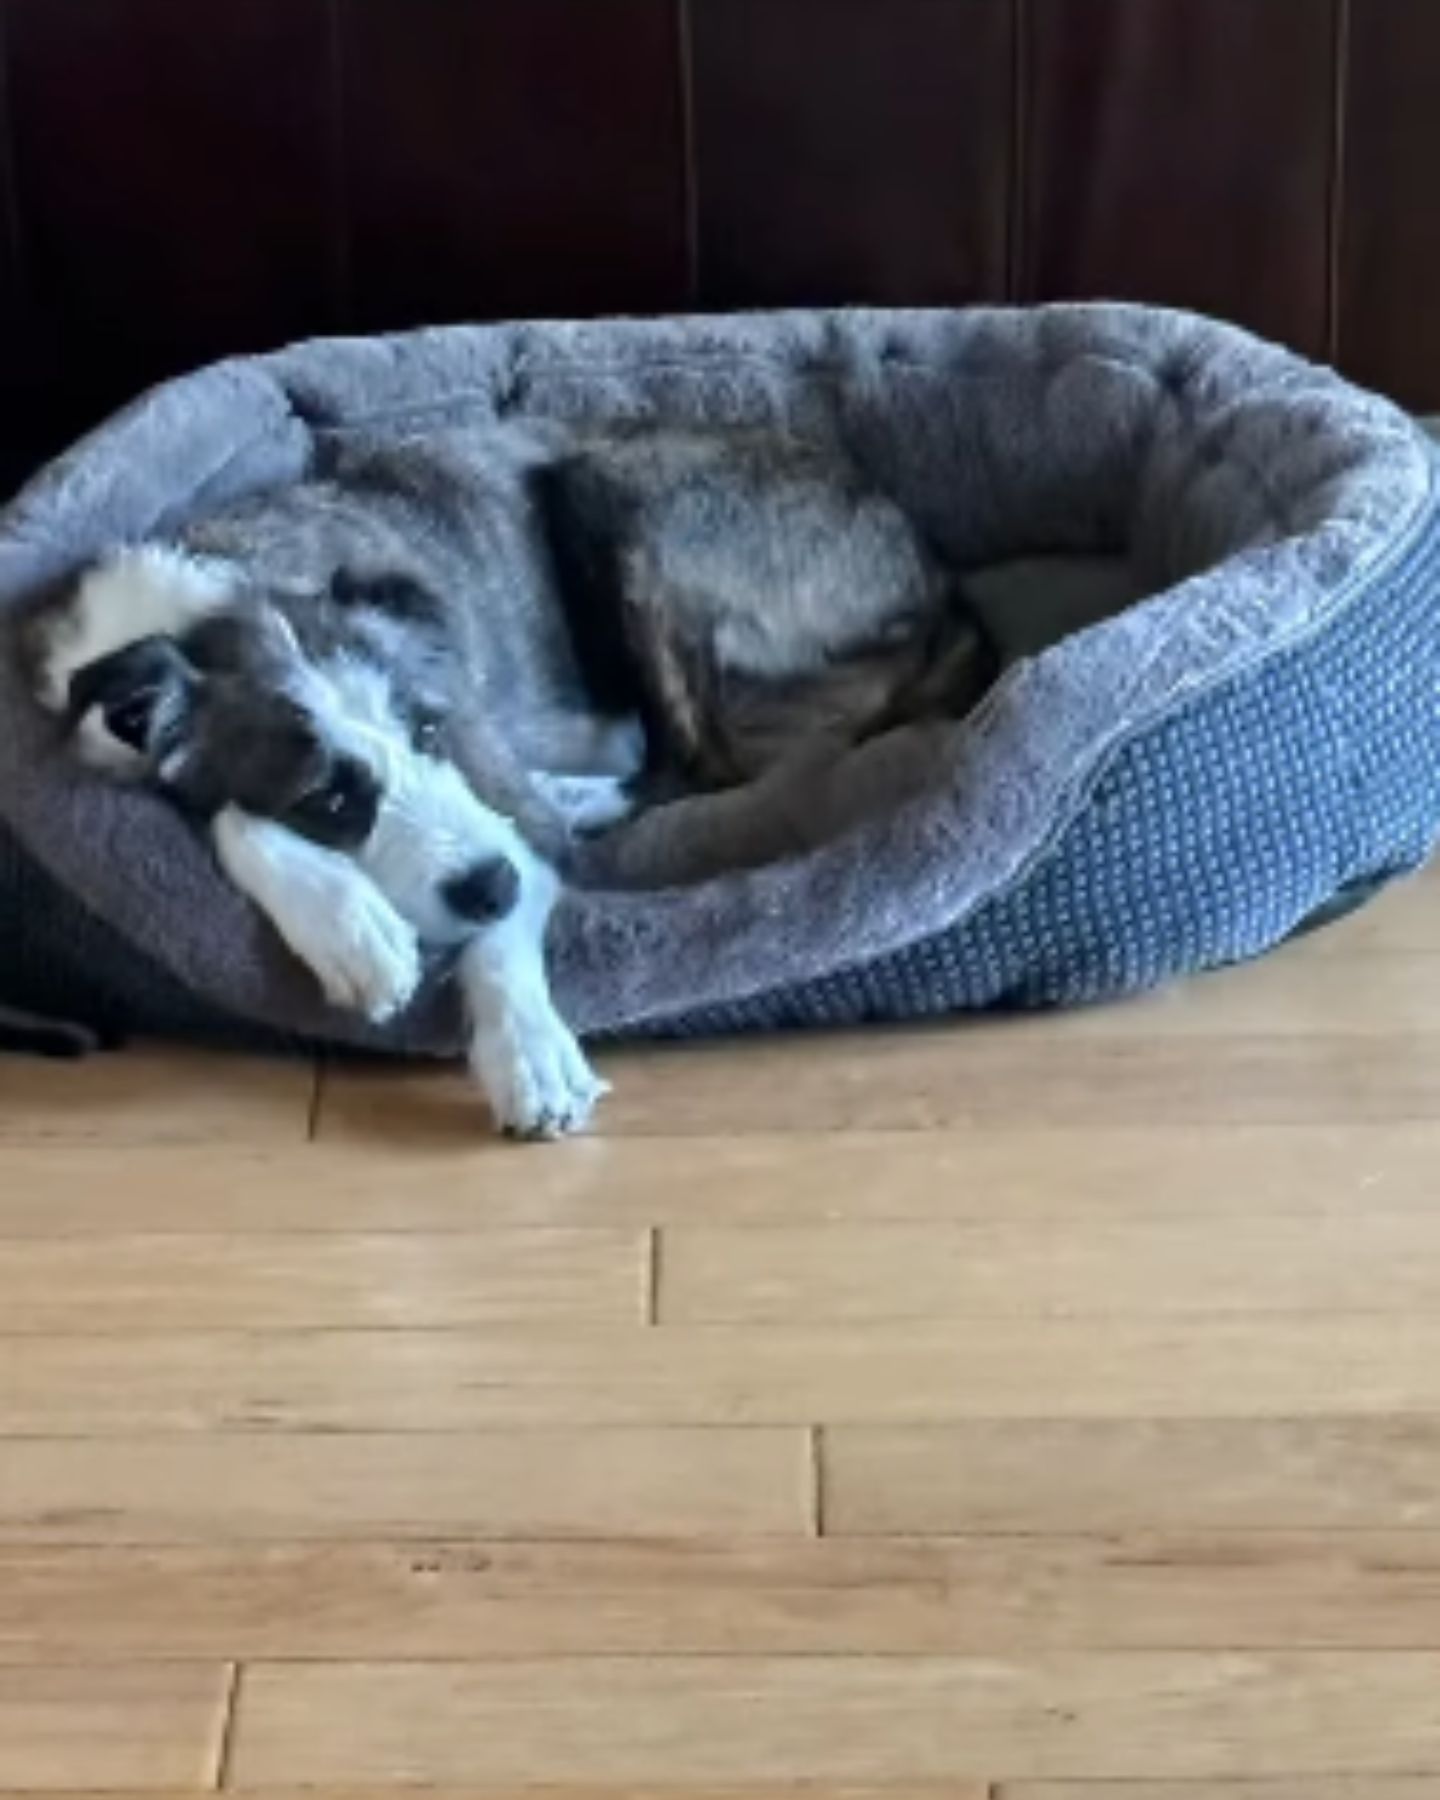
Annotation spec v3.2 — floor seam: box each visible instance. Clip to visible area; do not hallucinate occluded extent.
[212,1660,242,1789]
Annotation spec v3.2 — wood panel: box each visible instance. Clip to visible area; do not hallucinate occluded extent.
[0,1430,810,1542]
[1037,947,1440,1037]
[341,0,688,329]
[230,1652,1440,1784]
[0,1044,316,1145]
[1336,0,1440,407]
[1020,0,1339,351]
[690,0,1013,307]
[0,1228,645,1332]
[1291,870,1440,953]
[0,0,1434,490]
[15,1315,1440,1436]
[323,1021,1440,1139]
[14,1116,1440,1232]
[14,1533,1440,1662]
[25,1789,983,1800]
[825,1419,1440,1535]
[5,0,339,424]
[0,0,41,495]
[1006,1786,1440,1800]
[660,1212,1440,1323]
[0,1663,229,1789]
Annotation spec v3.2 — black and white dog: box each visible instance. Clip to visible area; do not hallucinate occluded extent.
[24,425,992,1137]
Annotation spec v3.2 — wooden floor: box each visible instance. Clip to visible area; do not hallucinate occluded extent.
[10,875,1440,1793]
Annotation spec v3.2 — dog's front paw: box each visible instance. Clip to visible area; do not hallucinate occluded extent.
[531,771,637,836]
[469,1001,608,1141]
[312,889,422,1023]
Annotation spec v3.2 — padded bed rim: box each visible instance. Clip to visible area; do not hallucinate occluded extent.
[0,304,1431,1045]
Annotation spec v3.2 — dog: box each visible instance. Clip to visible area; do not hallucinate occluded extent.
[24,424,993,1136]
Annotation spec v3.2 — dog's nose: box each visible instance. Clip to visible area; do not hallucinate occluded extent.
[441,856,521,925]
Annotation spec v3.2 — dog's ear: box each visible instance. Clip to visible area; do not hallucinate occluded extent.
[66,635,200,760]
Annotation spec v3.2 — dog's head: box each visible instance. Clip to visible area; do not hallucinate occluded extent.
[46,551,527,941]
[65,609,390,846]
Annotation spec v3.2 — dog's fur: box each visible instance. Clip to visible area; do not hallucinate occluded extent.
[22,425,992,1135]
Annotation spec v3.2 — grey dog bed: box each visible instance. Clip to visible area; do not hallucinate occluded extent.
[0,302,1436,1051]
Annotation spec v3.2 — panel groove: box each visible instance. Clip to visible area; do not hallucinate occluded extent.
[0,0,25,327]
[1325,0,1353,364]
[325,0,353,334]
[213,1661,241,1790]
[1335,0,1440,404]
[1006,0,1029,302]
[677,0,701,308]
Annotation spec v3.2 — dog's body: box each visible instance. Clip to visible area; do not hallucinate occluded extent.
[23,425,993,1134]
[538,428,992,789]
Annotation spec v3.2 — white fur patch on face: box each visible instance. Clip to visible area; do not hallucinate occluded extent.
[296,650,545,946]
[305,652,407,740]
[361,745,542,944]
[36,543,237,713]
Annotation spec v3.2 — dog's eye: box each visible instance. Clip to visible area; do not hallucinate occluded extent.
[292,784,352,825]
[286,759,378,842]
[103,694,154,751]
[412,711,444,753]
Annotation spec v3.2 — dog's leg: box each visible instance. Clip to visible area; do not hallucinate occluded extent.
[212,807,421,1022]
[458,860,606,1140]
[527,771,636,836]
[580,720,954,889]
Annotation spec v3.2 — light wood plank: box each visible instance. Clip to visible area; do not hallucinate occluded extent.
[1004,1785,1440,1799]
[321,1023,1440,1138]
[8,1121,1440,1234]
[1046,948,1440,1037]
[0,1229,644,1332]
[13,1534,1440,1662]
[659,1213,1440,1322]
[229,1653,1440,1783]
[0,1664,228,1788]
[5,1788,985,1800]
[8,1791,1437,1800]
[12,1317,1440,1436]
[0,1044,315,1144]
[14,1108,1440,1238]
[0,1431,809,1543]
[824,1420,1440,1535]
[1299,866,1440,954]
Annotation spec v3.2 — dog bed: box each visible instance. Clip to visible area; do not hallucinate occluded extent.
[0,302,1436,1051]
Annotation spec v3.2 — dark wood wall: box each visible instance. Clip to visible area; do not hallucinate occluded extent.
[0,0,1433,491]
